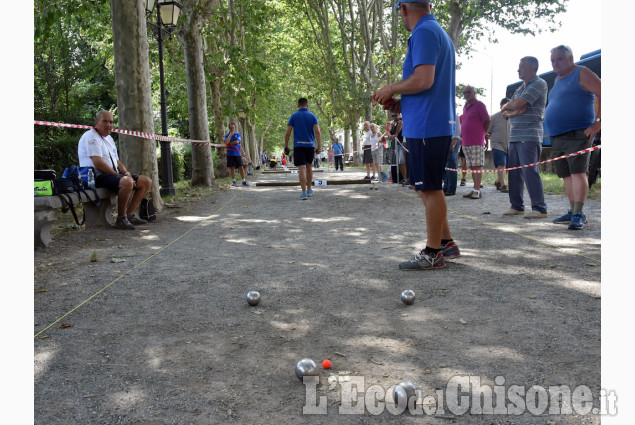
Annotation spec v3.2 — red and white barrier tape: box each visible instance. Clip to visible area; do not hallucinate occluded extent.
[445,145,601,173]
[34,120,225,147]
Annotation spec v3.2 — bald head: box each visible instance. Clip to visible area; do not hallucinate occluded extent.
[94,110,114,137]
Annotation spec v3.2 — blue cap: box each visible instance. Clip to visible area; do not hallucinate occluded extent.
[393,0,429,11]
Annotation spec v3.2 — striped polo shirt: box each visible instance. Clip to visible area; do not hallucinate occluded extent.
[509,76,548,143]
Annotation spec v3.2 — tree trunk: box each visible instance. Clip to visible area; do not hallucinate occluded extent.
[248,117,257,165]
[110,0,161,208]
[351,127,361,167]
[344,129,351,162]
[209,78,228,178]
[179,12,214,186]
[447,3,464,46]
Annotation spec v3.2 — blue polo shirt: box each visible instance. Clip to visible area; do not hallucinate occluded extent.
[224,132,241,156]
[287,108,319,147]
[401,14,456,139]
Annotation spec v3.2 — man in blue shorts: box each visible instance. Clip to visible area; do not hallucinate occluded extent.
[224,122,249,187]
[374,0,460,270]
[284,98,322,200]
[78,110,152,230]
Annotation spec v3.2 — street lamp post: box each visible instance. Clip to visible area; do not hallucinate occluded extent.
[471,48,494,114]
[145,0,182,197]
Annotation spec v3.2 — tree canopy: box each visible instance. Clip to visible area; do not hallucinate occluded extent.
[34,0,568,176]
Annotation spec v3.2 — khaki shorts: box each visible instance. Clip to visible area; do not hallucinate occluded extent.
[463,145,485,167]
[371,147,383,164]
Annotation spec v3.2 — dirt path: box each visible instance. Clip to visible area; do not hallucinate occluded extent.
[34,169,601,424]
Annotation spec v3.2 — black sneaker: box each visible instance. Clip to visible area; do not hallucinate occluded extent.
[127,213,148,225]
[363,176,371,180]
[116,216,136,230]
[399,250,446,270]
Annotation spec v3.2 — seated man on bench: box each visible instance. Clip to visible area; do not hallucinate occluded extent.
[78,110,152,230]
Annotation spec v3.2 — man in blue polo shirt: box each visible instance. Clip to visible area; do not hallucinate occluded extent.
[224,122,248,187]
[284,98,322,200]
[374,0,459,270]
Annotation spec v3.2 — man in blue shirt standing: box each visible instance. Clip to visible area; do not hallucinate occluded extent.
[332,137,344,171]
[545,45,601,230]
[284,98,322,200]
[374,0,460,270]
[224,122,249,187]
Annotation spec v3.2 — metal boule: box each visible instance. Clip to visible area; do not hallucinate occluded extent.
[246,291,261,306]
[401,290,416,305]
[295,358,318,380]
[393,381,416,406]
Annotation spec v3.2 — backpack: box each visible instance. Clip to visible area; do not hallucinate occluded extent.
[53,166,101,226]
[139,197,156,222]
[61,165,101,206]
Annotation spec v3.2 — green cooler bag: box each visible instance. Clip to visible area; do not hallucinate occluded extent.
[34,180,54,196]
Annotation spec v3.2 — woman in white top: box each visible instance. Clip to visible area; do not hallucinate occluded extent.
[361,121,373,179]
[369,123,382,180]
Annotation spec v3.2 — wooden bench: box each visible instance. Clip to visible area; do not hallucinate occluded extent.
[34,188,119,248]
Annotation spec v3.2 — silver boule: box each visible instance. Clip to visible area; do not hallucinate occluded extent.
[401,290,416,305]
[246,291,261,306]
[393,381,417,406]
[295,358,318,380]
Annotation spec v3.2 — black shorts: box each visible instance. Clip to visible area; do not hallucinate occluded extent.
[96,173,139,193]
[227,156,243,168]
[270,160,277,168]
[407,136,451,191]
[293,147,315,167]
[551,129,593,177]
[362,147,373,164]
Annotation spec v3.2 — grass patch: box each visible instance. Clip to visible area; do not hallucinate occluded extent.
[460,170,600,201]
[350,165,602,201]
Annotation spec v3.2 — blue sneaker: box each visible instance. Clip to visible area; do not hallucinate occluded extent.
[299,193,308,200]
[568,212,587,230]
[306,189,314,196]
[553,210,572,224]
[242,180,249,186]
[231,181,237,187]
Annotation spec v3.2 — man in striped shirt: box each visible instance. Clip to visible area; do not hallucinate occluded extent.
[500,56,548,219]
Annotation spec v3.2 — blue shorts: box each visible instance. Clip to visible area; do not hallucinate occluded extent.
[293,147,315,166]
[493,149,507,167]
[407,136,451,191]
[96,173,139,193]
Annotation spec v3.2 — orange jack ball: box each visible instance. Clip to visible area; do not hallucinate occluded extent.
[322,359,331,369]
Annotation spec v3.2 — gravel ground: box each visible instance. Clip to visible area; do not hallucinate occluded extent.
[34,168,601,424]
